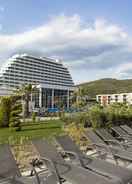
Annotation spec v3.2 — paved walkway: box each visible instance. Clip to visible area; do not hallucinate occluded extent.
[21,116,60,122]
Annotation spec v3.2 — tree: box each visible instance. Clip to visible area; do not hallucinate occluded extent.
[0,95,22,130]
[9,95,22,131]
[73,87,88,109]
[16,84,36,118]
[0,97,11,127]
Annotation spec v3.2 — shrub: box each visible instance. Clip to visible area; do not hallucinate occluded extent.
[65,122,85,146]
[63,103,132,130]
[0,95,22,131]
[32,112,36,123]
[88,105,107,129]
[9,124,21,132]
[0,97,11,127]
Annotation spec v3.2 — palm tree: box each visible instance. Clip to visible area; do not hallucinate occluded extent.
[16,84,36,118]
[73,86,87,109]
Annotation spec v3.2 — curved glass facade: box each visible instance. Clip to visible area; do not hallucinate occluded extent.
[0,54,74,110]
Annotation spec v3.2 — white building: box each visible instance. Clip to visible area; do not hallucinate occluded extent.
[96,93,132,106]
[0,86,14,96]
[0,54,74,111]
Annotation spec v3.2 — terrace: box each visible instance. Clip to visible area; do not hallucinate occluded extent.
[1,121,132,184]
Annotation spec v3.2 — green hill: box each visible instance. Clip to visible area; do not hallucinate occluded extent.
[76,78,132,98]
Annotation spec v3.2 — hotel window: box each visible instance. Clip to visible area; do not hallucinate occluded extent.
[115,95,118,102]
[123,94,127,103]
[108,96,111,104]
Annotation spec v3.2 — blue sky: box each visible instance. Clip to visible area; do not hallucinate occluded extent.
[0,0,132,34]
[0,0,132,84]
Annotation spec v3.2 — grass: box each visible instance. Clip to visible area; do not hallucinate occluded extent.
[0,119,64,144]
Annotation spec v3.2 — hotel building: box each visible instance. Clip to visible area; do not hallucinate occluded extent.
[96,93,132,106]
[0,54,74,111]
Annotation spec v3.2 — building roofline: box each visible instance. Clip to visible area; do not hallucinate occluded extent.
[37,83,75,91]
[14,53,64,66]
[97,92,132,96]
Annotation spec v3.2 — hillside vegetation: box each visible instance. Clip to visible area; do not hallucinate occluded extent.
[76,78,132,98]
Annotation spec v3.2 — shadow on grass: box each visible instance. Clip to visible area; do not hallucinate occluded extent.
[22,122,45,126]
[22,121,60,127]
[22,126,61,132]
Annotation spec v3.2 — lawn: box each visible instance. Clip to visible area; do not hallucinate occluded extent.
[0,119,64,144]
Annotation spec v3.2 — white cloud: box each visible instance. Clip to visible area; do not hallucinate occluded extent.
[0,14,132,83]
[114,63,132,79]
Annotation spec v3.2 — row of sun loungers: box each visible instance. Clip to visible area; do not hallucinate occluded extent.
[95,128,132,150]
[111,126,132,143]
[0,142,118,184]
[33,139,119,184]
[121,125,132,135]
[1,125,132,183]
[85,127,132,163]
[55,135,132,184]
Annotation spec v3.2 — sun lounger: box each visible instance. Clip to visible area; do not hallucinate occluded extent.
[0,144,53,184]
[95,128,118,143]
[84,129,111,154]
[111,126,132,142]
[95,128,132,150]
[33,139,119,184]
[121,125,132,135]
[0,144,21,180]
[85,129,132,164]
[55,135,132,184]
